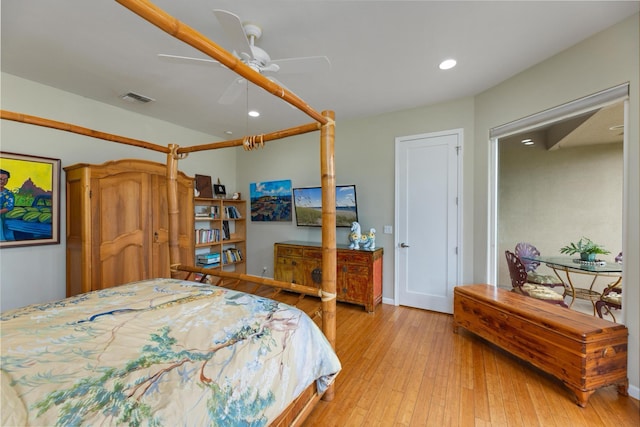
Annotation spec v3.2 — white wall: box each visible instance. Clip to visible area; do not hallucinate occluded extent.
[0,73,235,310]
[474,14,639,398]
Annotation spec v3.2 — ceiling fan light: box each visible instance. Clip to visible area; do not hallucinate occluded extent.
[439,58,457,70]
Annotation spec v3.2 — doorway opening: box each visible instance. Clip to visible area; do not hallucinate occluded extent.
[488,84,628,318]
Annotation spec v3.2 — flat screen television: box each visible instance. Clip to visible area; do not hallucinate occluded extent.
[293,185,358,227]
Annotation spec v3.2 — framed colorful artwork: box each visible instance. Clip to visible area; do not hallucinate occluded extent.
[250,180,292,222]
[0,152,61,248]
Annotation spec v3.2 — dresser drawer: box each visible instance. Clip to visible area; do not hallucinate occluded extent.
[303,248,322,259]
[276,245,303,258]
[337,251,370,265]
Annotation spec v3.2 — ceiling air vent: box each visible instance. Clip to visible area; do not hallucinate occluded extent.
[120,92,155,104]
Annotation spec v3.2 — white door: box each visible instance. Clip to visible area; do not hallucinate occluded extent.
[395,129,462,313]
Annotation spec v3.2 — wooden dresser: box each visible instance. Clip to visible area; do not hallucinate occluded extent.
[453,284,628,407]
[65,159,194,296]
[274,241,383,312]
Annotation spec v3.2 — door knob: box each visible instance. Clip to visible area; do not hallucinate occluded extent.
[400,242,410,248]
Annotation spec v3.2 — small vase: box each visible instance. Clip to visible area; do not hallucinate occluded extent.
[580,252,596,262]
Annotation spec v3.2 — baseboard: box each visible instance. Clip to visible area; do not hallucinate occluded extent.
[628,383,639,400]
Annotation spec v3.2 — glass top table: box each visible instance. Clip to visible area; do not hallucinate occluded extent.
[528,256,622,274]
[521,255,622,311]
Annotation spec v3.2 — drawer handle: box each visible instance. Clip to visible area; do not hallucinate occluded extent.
[602,347,616,358]
[311,268,322,284]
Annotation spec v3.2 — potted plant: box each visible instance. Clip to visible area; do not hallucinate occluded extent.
[560,237,610,261]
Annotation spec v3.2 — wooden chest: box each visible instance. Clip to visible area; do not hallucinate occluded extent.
[274,241,383,312]
[453,284,628,407]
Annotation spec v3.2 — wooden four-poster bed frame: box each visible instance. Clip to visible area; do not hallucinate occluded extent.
[1,1,338,425]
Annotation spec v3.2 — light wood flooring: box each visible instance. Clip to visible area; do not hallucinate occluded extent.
[301,302,639,427]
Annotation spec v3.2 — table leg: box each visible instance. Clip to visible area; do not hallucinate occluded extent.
[559,267,576,307]
[550,267,573,305]
[587,274,599,315]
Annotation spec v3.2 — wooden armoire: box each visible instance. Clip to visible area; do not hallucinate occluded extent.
[64,159,194,296]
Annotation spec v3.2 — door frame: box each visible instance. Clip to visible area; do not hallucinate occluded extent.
[487,83,629,285]
[393,128,464,308]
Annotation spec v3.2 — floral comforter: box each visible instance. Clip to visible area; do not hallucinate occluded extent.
[0,278,341,426]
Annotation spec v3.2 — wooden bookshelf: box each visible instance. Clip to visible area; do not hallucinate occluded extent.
[194,197,246,274]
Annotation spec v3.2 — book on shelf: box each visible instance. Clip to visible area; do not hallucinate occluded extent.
[195,228,220,244]
[211,206,220,219]
[224,206,242,219]
[222,221,230,240]
[222,248,243,264]
[197,252,220,264]
[196,262,220,269]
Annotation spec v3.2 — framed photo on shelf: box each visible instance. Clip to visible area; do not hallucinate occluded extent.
[0,151,61,248]
[214,184,226,197]
[195,174,213,198]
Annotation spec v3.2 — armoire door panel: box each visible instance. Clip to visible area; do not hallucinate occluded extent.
[98,247,149,290]
[92,172,152,288]
[96,173,150,242]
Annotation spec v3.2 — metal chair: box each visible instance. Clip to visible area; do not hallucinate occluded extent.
[596,252,623,321]
[505,250,568,307]
[514,242,565,289]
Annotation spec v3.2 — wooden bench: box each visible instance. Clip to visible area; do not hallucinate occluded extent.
[453,284,628,407]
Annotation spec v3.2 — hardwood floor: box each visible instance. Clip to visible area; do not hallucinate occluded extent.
[302,302,639,427]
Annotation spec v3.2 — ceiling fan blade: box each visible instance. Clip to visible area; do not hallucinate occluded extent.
[271,56,331,74]
[157,54,221,66]
[218,77,246,104]
[213,9,253,59]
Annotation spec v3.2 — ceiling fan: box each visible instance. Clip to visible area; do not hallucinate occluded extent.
[158,9,331,104]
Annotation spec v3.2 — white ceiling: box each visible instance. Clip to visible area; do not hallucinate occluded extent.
[2,1,638,139]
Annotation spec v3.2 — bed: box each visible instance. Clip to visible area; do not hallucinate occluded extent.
[1,0,339,424]
[1,278,340,426]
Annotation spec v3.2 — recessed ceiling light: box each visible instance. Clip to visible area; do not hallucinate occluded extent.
[248,110,260,117]
[225,130,233,135]
[609,124,624,131]
[439,59,457,70]
[521,138,534,146]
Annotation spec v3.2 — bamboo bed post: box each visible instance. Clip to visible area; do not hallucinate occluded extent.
[166,144,182,275]
[320,110,337,401]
